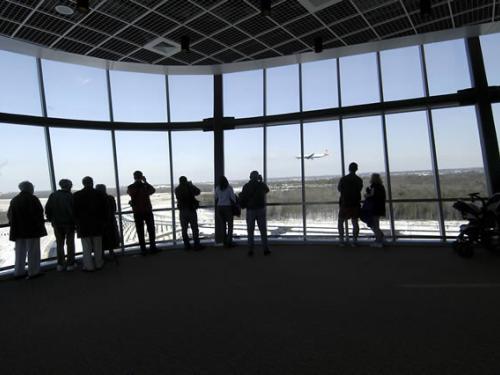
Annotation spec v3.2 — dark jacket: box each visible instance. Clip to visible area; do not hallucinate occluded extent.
[338,173,363,208]
[73,187,107,238]
[175,182,201,211]
[102,195,120,250]
[8,192,47,241]
[45,189,75,227]
[127,181,155,214]
[239,180,269,210]
[366,183,386,217]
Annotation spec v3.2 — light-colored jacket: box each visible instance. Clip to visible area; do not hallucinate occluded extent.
[215,185,237,207]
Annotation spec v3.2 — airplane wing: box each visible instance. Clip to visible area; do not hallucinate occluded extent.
[305,153,314,159]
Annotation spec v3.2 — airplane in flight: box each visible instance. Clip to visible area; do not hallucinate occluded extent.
[296,150,329,160]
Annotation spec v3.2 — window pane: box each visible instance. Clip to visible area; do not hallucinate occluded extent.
[223,70,263,118]
[42,60,109,121]
[0,123,52,268]
[386,111,436,199]
[480,33,500,86]
[0,51,41,116]
[266,124,302,204]
[432,106,486,198]
[302,59,338,111]
[169,75,213,121]
[343,116,385,180]
[393,202,440,238]
[424,39,471,96]
[381,46,424,101]
[224,127,263,184]
[115,131,171,211]
[50,128,115,195]
[340,52,379,106]
[266,65,299,115]
[303,121,341,203]
[110,71,167,122]
[306,204,338,238]
[267,205,303,237]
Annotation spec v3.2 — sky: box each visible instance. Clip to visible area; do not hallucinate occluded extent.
[1,34,499,194]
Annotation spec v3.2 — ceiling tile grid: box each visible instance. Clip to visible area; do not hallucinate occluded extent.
[0,0,496,66]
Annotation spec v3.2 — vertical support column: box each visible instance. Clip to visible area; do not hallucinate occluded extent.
[36,58,56,193]
[337,58,348,239]
[105,68,125,254]
[376,52,396,241]
[420,45,446,240]
[165,76,177,244]
[213,74,225,244]
[263,69,268,183]
[465,37,500,195]
[299,64,307,241]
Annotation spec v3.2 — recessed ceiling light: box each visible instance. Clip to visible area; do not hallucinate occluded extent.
[55,4,74,16]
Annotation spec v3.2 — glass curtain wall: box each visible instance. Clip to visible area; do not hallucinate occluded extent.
[2,32,500,269]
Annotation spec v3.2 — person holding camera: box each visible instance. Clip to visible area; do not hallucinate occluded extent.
[175,176,203,251]
[127,170,157,256]
[215,176,238,248]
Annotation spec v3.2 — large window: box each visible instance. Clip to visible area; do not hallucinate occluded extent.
[424,39,471,96]
[168,75,213,122]
[480,32,500,86]
[301,59,338,111]
[432,106,486,199]
[0,123,52,268]
[381,46,424,101]
[42,60,109,121]
[110,71,167,122]
[223,70,263,118]
[0,51,41,116]
[340,52,379,106]
[50,128,115,194]
[266,65,300,115]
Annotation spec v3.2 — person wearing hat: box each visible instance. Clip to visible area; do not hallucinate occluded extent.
[8,181,47,279]
[45,179,76,271]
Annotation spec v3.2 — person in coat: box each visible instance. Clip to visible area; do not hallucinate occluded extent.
[215,176,238,248]
[73,176,107,271]
[8,181,47,279]
[337,162,363,246]
[364,173,387,247]
[96,184,120,264]
[175,176,203,251]
[45,179,76,271]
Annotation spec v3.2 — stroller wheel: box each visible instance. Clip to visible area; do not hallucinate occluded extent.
[453,241,474,258]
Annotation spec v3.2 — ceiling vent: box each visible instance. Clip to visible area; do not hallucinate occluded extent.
[297,0,343,13]
[144,37,180,58]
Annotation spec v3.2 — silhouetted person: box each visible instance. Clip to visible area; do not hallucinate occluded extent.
[45,179,76,271]
[215,176,237,248]
[175,176,203,250]
[96,184,120,263]
[127,171,157,255]
[239,171,271,256]
[338,162,363,246]
[364,173,386,247]
[7,181,47,279]
[73,176,106,271]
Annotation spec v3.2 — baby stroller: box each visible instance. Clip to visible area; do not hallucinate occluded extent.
[452,192,500,258]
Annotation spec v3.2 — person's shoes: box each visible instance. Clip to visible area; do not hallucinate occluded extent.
[150,247,160,254]
[140,250,148,256]
[338,241,347,247]
[350,240,358,248]
[194,244,205,251]
[66,264,77,271]
[247,250,254,257]
[370,242,384,248]
[264,249,271,256]
[56,265,65,272]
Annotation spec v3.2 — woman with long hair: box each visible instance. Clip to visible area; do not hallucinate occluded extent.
[364,173,386,247]
[215,176,237,248]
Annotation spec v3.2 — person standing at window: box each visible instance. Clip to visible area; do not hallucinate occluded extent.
[127,171,157,256]
[8,181,47,279]
[239,171,271,257]
[364,173,386,247]
[338,162,363,246]
[215,176,238,248]
[175,176,203,251]
[45,179,76,271]
[96,184,120,263]
[73,176,106,271]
